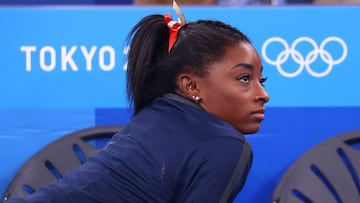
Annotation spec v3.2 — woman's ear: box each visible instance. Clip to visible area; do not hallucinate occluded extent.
[176,74,201,101]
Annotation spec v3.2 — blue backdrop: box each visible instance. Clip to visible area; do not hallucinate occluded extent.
[1,5,359,202]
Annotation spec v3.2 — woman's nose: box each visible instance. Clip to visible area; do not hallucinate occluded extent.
[256,86,270,103]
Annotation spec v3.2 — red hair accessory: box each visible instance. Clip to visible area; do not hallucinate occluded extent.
[164,0,186,52]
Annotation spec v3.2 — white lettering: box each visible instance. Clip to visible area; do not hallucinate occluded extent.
[39,46,56,72]
[99,46,115,71]
[123,46,130,71]
[20,46,36,72]
[21,45,120,72]
[80,46,97,71]
[61,46,78,71]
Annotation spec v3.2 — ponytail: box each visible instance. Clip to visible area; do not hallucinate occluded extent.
[126,14,169,114]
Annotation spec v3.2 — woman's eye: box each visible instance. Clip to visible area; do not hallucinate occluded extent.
[238,75,250,83]
[260,77,268,87]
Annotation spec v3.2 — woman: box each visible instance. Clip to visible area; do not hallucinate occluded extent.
[7,1,269,202]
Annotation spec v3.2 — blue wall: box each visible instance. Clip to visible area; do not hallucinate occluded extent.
[1,5,359,202]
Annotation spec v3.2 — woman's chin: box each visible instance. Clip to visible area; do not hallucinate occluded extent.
[238,125,261,135]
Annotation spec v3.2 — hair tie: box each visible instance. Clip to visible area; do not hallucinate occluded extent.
[164,0,186,52]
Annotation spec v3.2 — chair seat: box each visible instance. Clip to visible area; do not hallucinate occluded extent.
[271,130,360,203]
[1,125,122,201]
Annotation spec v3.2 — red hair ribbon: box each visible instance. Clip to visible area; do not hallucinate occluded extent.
[164,0,186,52]
[164,13,181,52]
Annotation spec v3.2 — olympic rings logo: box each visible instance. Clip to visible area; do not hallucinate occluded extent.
[261,37,348,77]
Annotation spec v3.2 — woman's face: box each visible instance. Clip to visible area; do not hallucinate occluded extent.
[198,43,270,134]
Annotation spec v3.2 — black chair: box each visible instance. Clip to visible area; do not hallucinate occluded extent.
[271,130,360,203]
[1,125,122,202]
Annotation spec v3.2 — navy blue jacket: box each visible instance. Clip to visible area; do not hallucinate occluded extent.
[7,94,253,203]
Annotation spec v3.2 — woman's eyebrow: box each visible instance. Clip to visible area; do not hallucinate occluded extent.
[231,63,253,70]
[231,63,263,72]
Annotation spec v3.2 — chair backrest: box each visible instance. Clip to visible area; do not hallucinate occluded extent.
[271,130,360,203]
[1,125,122,201]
